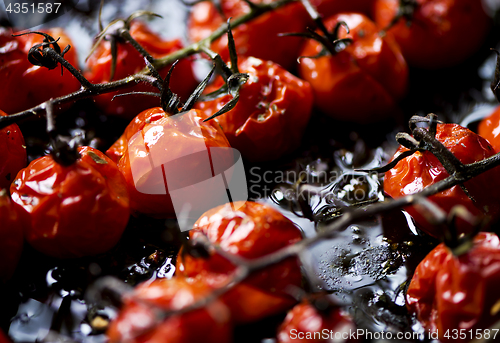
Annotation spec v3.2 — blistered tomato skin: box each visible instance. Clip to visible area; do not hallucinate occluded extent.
[277,301,357,343]
[107,277,232,343]
[298,13,408,123]
[188,0,308,70]
[384,124,500,238]
[478,105,500,153]
[10,146,130,258]
[195,56,313,162]
[0,110,27,189]
[372,0,491,69]
[407,232,500,341]
[85,21,197,118]
[113,108,232,218]
[0,190,23,283]
[0,27,80,114]
[177,201,303,322]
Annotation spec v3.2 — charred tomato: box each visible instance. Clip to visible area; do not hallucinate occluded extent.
[298,13,408,123]
[10,146,130,258]
[195,56,313,162]
[0,110,27,189]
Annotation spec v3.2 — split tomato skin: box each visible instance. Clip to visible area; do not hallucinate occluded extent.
[10,146,130,259]
[188,0,308,70]
[112,108,232,218]
[85,21,197,118]
[372,0,491,69]
[298,13,408,123]
[384,123,500,238]
[0,110,27,189]
[0,27,81,114]
[107,277,232,343]
[195,56,314,162]
[0,190,23,283]
[478,105,500,153]
[276,300,357,343]
[407,232,500,341]
[176,201,303,322]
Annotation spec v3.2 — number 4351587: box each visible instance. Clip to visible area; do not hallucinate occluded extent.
[6,3,61,14]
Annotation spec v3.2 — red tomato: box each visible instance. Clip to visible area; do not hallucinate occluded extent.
[10,146,130,258]
[195,56,313,162]
[407,232,500,341]
[85,21,197,118]
[0,189,23,282]
[310,0,374,18]
[298,13,408,123]
[110,108,233,218]
[276,300,357,343]
[384,123,500,238]
[372,0,491,69]
[187,0,308,70]
[107,277,232,343]
[0,110,26,189]
[0,330,11,343]
[478,105,500,153]
[176,201,303,322]
[0,27,81,114]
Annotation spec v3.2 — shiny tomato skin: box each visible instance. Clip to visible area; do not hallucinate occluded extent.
[298,13,408,123]
[0,110,27,189]
[0,27,81,114]
[176,201,303,322]
[112,108,232,218]
[188,0,308,70]
[478,105,500,153]
[107,277,232,343]
[10,146,130,258]
[195,56,313,162]
[276,300,357,343]
[372,0,491,69]
[85,21,197,118]
[384,123,500,238]
[407,232,500,341]
[0,190,23,282]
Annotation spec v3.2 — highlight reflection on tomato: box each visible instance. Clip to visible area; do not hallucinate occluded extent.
[0,110,27,190]
[384,123,500,238]
[10,146,130,258]
[407,232,500,342]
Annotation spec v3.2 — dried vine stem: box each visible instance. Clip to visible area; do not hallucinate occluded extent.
[0,0,297,130]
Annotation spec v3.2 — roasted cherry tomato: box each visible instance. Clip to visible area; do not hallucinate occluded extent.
[85,20,197,118]
[478,105,500,153]
[276,300,357,343]
[298,13,408,123]
[107,277,232,343]
[187,0,308,70]
[384,123,500,238]
[195,56,313,162]
[109,108,233,218]
[176,201,303,322]
[0,110,27,189]
[10,146,130,258]
[0,27,80,114]
[407,232,500,341]
[0,189,23,283]
[372,0,491,69]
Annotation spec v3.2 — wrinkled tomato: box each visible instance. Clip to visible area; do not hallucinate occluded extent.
[298,13,408,123]
[187,0,308,70]
[478,105,500,153]
[0,27,81,114]
[0,189,23,283]
[176,201,303,322]
[384,123,500,238]
[372,0,492,69]
[407,232,500,341]
[85,20,197,118]
[195,56,313,162]
[10,146,130,258]
[0,110,26,189]
[107,277,232,343]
